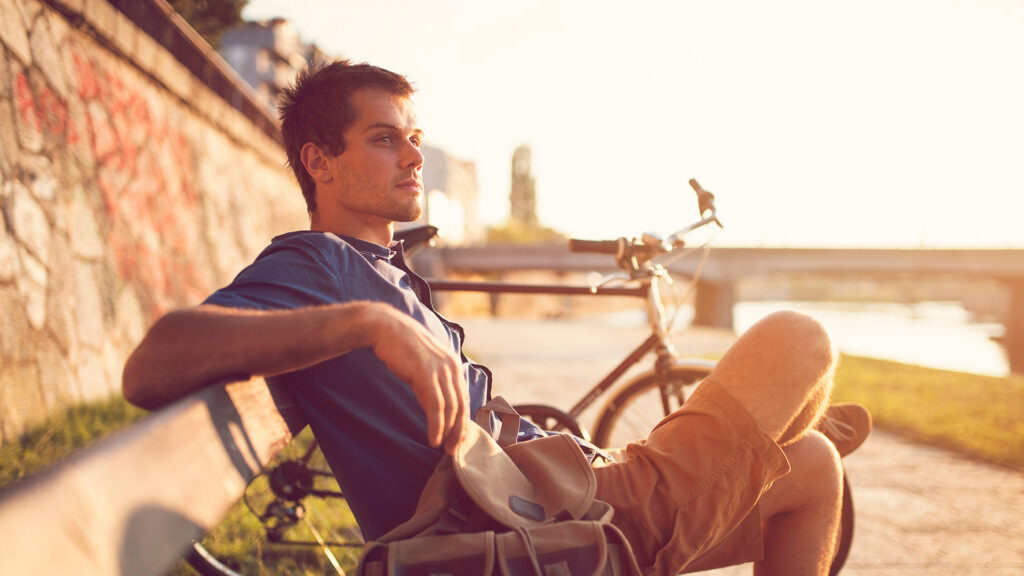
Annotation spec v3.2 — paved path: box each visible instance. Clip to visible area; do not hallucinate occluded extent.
[456,316,1024,575]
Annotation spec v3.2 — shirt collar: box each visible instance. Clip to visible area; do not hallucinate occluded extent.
[335,234,396,261]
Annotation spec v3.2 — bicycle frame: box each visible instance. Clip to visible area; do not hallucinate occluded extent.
[428,265,683,425]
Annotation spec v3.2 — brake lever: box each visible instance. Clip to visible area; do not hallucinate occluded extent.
[588,272,631,293]
[689,178,723,228]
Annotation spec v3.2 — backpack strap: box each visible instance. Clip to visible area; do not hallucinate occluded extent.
[474,396,522,448]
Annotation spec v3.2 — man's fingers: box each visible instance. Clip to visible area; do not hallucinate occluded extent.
[445,376,470,454]
[369,311,468,452]
[441,364,457,438]
[420,378,444,448]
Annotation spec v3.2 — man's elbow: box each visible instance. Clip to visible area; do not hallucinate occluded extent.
[122,348,160,410]
[121,312,180,410]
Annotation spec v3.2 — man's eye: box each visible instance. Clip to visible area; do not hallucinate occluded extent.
[410,136,422,148]
[377,135,394,143]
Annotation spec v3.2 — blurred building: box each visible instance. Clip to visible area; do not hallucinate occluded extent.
[408,146,482,245]
[218,19,330,112]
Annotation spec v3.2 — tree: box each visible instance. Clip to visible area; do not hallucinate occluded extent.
[168,0,248,48]
[509,145,537,227]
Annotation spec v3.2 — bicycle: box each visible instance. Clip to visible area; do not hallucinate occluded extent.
[187,180,854,576]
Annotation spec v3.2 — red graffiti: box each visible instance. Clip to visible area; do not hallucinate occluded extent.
[15,72,79,144]
[66,44,210,315]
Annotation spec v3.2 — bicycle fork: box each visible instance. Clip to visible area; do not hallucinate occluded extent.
[645,268,685,416]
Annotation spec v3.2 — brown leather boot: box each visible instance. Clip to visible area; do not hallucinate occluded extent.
[817,403,872,457]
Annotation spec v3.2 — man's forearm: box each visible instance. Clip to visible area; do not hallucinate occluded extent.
[122,302,385,409]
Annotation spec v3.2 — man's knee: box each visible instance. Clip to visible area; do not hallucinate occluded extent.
[762,430,843,519]
[753,310,836,372]
[710,310,837,438]
[790,430,843,501]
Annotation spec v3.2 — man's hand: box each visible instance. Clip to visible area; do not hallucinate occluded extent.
[364,304,469,454]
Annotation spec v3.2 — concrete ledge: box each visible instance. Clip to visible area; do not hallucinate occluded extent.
[41,0,284,164]
[0,377,307,576]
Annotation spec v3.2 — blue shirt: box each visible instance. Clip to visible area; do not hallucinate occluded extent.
[204,231,542,539]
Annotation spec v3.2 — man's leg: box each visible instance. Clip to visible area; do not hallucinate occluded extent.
[708,310,842,575]
[755,431,844,576]
[593,310,841,575]
[678,432,843,575]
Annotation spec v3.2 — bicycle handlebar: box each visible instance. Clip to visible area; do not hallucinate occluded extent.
[566,238,622,255]
[568,178,721,259]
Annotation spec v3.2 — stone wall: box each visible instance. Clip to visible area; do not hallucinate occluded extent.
[0,0,307,442]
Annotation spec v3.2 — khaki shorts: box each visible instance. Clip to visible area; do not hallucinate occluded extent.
[592,379,790,575]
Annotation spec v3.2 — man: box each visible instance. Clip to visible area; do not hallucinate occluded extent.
[123,60,870,575]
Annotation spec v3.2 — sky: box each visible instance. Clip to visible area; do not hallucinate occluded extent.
[241,0,1024,248]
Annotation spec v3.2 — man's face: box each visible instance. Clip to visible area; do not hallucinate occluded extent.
[316,89,425,232]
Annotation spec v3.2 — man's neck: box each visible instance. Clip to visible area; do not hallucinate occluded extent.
[310,215,394,247]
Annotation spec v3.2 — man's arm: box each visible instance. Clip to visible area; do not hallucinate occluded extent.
[122,302,468,452]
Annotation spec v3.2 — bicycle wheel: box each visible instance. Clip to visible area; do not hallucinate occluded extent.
[592,361,714,449]
[183,429,363,576]
[593,361,854,575]
[514,403,591,442]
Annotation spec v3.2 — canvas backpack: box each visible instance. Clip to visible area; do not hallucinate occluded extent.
[356,397,643,576]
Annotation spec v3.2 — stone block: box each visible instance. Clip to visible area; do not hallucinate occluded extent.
[68,187,104,258]
[73,259,105,345]
[0,0,33,65]
[16,245,47,329]
[133,23,159,76]
[45,4,72,46]
[43,226,71,328]
[0,101,17,176]
[9,178,50,262]
[114,285,146,347]
[20,153,56,202]
[74,345,108,401]
[12,0,41,29]
[0,361,44,441]
[0,46,10,97]
[0,285,32,360]
[62,92,94,171]
[100,335,123,394]
[12,66,43,153]
[36,331,74,409]
[149,49,176,95]
[110,8,136,59]
[29,9,70,100]
[83,0,117,45]
[0,210,17,281]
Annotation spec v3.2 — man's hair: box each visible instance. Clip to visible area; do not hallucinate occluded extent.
[278,60,415,213]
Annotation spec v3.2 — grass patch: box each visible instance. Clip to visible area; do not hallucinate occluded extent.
[833,354,1024,470]
[0,395,147,487]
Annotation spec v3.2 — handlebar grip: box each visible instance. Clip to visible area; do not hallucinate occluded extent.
[568,238,622,254]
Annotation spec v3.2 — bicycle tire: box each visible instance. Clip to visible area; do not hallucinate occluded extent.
[592,361,854,575]
[514,403,591,442]
[592,361,714,449]
[187,542,244,576]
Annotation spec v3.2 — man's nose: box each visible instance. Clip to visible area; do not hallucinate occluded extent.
[404,143,424,170]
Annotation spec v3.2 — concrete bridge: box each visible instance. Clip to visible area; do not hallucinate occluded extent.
[425,244,1024,372]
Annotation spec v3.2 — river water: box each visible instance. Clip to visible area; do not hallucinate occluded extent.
[733,301,1009,377]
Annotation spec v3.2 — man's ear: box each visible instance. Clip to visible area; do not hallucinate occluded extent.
[301,143,333,183]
